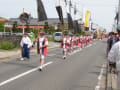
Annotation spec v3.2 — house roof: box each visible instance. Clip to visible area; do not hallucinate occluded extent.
[0,17,8,22]
[8,18,67,25]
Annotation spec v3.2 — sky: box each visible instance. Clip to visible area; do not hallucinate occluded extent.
[0,0,119,31]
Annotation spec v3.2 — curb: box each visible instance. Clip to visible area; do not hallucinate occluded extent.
[0,46,59,60]
[105,63,117,90]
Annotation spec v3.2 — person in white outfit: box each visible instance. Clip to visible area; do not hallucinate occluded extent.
[108,26,120,73]
[20,33,32,61]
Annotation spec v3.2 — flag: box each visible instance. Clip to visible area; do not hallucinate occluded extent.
[64,0,67,5]
[97,29,101,36]
[84,11,90,27]
[74,5,77,15]
[74,20,79,33]
[67,13,74,30]
[37,0,47,22]
[69,0,72,8]
[56,6,64,25]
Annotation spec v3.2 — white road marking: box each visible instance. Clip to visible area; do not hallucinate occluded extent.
[95,64,105,90]
[95,86,100,90]
[0,61,53,87]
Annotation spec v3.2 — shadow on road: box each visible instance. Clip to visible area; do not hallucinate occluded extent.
[1,61,37,69]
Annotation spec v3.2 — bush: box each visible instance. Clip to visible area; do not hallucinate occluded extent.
[0,21,4,32]
[32,28,39,38]
[47,36,54,42]
[93,34,98,39]
[0,42,15,50]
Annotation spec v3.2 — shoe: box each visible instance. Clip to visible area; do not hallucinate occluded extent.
[39,68,42,71]
[63,56,66,59]
[64,56,66,59]
[20,58,24,61]
[39,67,43,71]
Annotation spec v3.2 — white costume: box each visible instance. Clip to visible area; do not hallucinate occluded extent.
[20,37,32,48]
[108,41,120,63]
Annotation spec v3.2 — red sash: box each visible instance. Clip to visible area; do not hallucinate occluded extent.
[60,38,68,48]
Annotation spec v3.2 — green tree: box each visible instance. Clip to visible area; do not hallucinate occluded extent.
[80,30,86,35]
[57,23,62,32]
[48,25,55,34]
[32,28,39,38]
[5,27,11,32]
[0,22,4,32]
[44,21,49,33]
[12,21,18,33]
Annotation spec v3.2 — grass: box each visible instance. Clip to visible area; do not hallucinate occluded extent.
[47,37,54,42]
[0,41,15,50]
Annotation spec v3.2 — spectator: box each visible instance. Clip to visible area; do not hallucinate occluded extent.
[108,26,120,73]
[106,32,114,56]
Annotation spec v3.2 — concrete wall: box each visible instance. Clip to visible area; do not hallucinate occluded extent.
[0,35,22,46]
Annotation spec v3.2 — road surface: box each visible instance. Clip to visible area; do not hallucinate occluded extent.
[0,40,107,90]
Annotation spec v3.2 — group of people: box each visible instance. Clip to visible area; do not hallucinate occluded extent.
[20,32,94,71]
[107,27,120,73]
[20,32,48,71]
[61,34,93,59]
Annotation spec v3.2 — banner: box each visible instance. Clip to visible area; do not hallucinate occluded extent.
[37,0,47,22]
[97,29,101,36]
[74,20,79,33]
[56,6,64,25]
[84,11,90,27]
[67,13,74,30]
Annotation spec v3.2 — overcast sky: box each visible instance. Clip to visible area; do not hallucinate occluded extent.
[0,0,119,31]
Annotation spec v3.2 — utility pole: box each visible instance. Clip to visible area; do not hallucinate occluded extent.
[22,8,25,34]
[118,0,120,24]
[69,0,72,14]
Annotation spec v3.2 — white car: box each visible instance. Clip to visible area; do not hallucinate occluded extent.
[54,32,62,42]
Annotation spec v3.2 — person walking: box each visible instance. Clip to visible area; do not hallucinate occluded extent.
[20,33,32,61]
[38,32,48,71]
[60,34,69,59]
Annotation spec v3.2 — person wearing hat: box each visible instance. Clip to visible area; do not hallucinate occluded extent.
[107,32,114,55]
[20,33,32,61]
[38,32,48,71]
[108,25,120,73]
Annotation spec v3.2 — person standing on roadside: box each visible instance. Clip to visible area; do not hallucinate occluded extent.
[20,33,32,61]
[107,32,114,56]
[112,32,119,45]
[108,26,120,73]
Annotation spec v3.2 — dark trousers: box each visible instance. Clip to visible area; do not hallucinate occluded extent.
[22,44,30,59]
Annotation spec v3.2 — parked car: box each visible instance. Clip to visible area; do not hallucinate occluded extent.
[54,32,62,42]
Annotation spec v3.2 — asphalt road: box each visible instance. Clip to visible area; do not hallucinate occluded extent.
[0,40,107,90]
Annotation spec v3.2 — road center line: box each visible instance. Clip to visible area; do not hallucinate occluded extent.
[0,61,53,87]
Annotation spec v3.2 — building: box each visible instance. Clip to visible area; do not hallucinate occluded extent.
[0,17,8,22]
[6,18,67,29]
